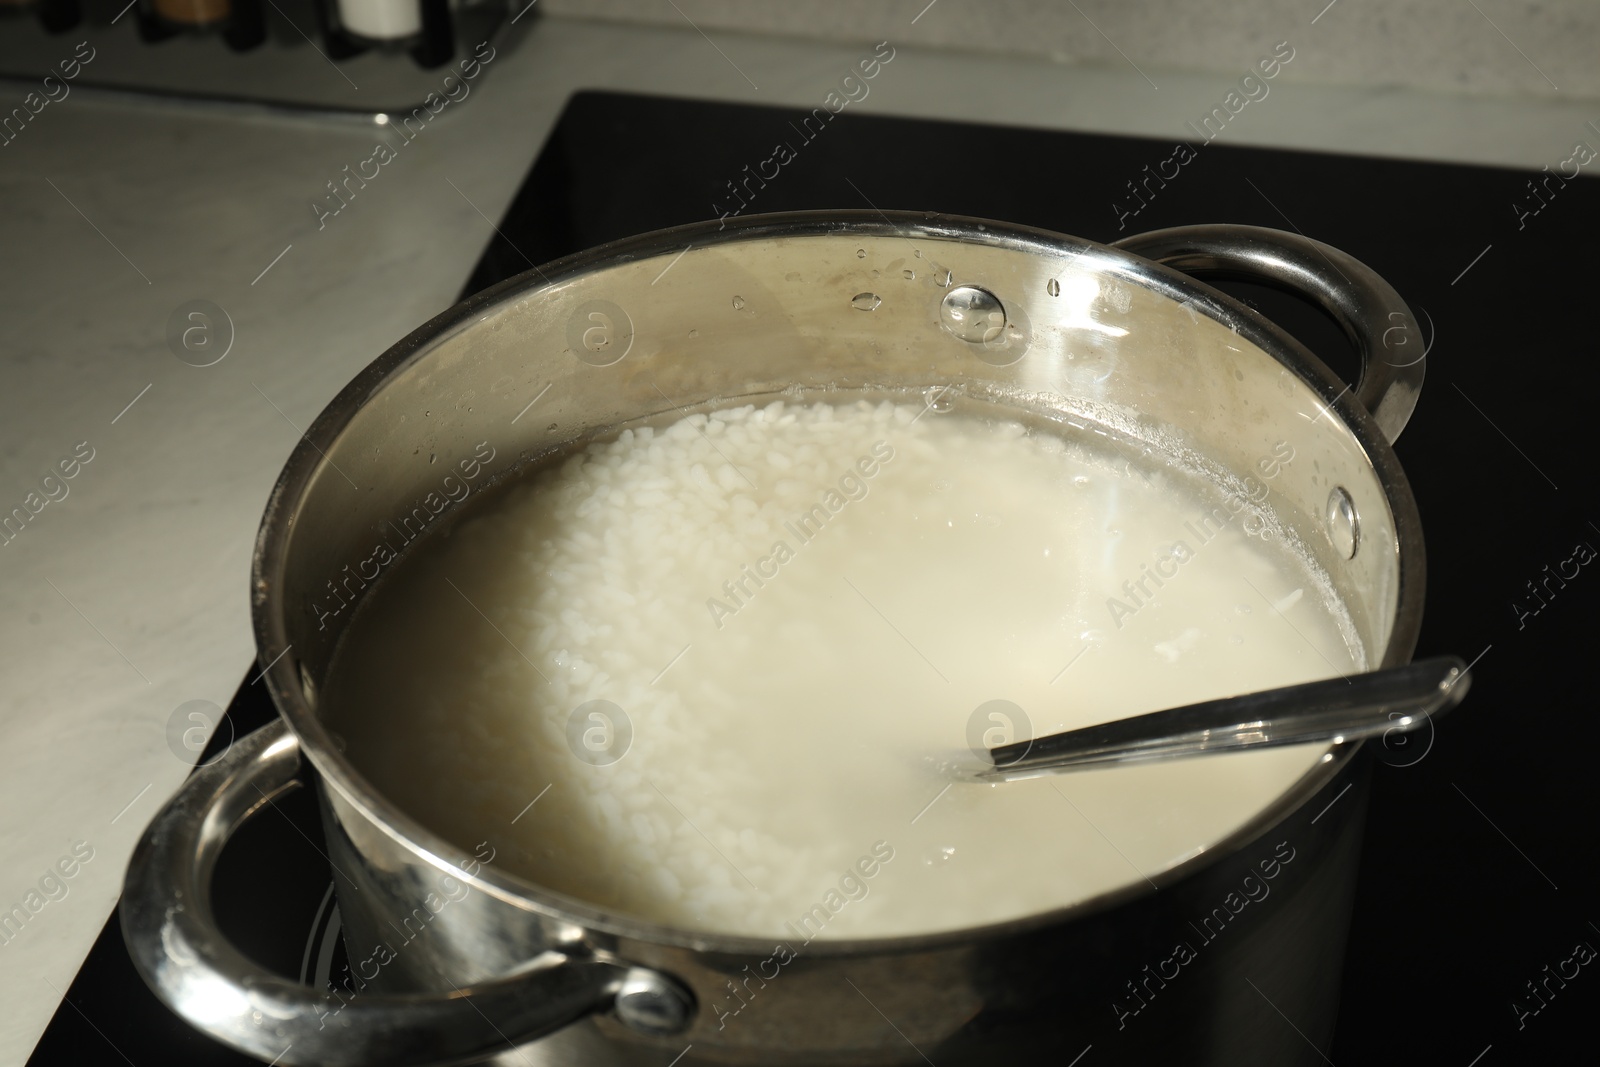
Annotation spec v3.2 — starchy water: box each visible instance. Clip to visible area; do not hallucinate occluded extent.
[322,397,1358,939]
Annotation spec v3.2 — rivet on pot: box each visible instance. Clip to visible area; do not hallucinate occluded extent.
[614,968,696,1035]
[940,286,1006,345]
[1326,487,1359,560]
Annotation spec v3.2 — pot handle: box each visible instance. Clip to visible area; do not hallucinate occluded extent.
[1110,224,1424,443]
[121,719,693,1067]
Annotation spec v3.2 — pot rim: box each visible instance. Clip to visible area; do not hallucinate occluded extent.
[251,208,1426,959]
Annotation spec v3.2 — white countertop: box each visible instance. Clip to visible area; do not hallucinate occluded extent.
[0,13,1592,1064]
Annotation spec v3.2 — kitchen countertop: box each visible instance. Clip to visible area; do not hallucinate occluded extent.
[0,12,1594,1064]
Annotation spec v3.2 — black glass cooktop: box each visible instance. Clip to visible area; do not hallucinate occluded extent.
[29,89,1599,1066]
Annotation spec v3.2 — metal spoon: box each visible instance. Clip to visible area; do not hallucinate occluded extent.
[964,656,1470,782]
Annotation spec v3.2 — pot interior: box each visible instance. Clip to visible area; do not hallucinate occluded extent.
[256,213,1410,924]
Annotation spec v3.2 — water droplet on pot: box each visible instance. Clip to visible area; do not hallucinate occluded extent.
[903,269,915,280]
[851,292,882,311]
[856,248,867,259]
[1047,278,1061,297]
[731,296,745,310]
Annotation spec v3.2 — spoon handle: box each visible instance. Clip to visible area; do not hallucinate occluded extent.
[981,656,1470,781]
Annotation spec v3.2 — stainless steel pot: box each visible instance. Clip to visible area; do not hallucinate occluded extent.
[123,213,1427,1066]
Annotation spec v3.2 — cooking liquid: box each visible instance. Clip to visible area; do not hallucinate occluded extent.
[322,397,1358,939]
